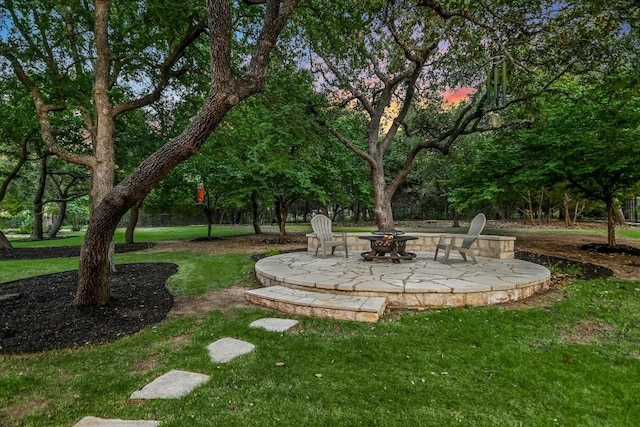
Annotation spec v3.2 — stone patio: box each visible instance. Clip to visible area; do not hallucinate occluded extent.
[249,251,550,321]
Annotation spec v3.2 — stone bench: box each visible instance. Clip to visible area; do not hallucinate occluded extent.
[306,232,515,260]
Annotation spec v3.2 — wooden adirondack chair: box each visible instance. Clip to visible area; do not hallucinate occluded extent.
[434,213,486,264]
[311,214,348,258]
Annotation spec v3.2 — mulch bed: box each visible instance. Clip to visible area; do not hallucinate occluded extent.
[1,243,174,354]
[0,242,154,260]
[515,251,614,279]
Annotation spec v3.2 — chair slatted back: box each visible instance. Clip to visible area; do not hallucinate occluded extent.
[461,213,486,249]
[311,214,334,242]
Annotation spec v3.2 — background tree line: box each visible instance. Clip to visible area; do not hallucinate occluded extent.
[0,0,638,304]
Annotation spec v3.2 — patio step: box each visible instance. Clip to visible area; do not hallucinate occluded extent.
[246,286,386,323]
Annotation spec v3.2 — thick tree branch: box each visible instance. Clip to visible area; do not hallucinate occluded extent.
[112,21,207,117]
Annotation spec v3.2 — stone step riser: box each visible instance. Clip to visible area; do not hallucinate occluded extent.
[246,286,386,323]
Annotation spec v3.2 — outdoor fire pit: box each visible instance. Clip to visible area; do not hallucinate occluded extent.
[359,230,417,263]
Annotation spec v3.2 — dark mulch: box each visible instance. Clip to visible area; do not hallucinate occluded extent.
[0,262,176,354]
[191,236,221,242]
[0,242,154,261]
[515,251,614,279]
[580,242,640,257]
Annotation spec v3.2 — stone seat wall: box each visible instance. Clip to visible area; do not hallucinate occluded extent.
[306,232,515,260]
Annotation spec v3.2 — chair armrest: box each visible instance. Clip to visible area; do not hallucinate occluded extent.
[437,234,455,243]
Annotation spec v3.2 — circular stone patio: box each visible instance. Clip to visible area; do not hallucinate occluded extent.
[254,252,551,309]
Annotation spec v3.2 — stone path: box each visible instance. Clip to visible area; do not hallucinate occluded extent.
[129,370,210,399]
[74,417,160,427]
[74,317,298,427]
[207,337,256,363]
[249,317,299,332]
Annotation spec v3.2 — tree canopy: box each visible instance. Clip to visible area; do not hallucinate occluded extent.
[298,0,639,229]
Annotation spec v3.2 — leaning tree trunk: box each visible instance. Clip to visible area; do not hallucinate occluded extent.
[48,200,66,238]
[74,0,297,306]
[0,230,12,249]
[75,93,248,305]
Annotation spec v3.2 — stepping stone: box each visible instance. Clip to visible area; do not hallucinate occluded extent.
[129,369,209,399]
[73,417,160,426]
[246,286,386,323]
[207,337,255,363]
[249,317,299,332]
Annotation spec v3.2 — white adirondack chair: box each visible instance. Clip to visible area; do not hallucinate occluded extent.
[311,214,348,258]
[434,213,486,264]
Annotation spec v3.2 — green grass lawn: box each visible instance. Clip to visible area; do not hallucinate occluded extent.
[8,225,261,248]
[2,225,640,426]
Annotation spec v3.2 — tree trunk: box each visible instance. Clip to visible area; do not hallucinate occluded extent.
[275,197,288,237]
[563,193,571,227]
[452,210,460,227]
[75,0,296,306]
[75,201,119,305]
[48,200,66,239]
[606,199,617,247]
[0,230,12,249]
[372,169,394,230]
[206,208,214,238]
[32,156,48,240]
[125,200,142,244]
[76,93,246,305]
[615,207,625,225]
[251,191,262,234]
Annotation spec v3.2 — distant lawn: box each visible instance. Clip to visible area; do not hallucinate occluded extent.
[8,225,260,248]
[7,223,639,248]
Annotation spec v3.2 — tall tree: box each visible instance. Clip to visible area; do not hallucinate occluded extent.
[0,0,207,258]
[74,0,297,305]
[302,0,635,229]
[1,0,296,304]
[509,76,640,245]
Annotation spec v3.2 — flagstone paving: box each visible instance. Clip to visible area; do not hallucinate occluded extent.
[250,251,551,320]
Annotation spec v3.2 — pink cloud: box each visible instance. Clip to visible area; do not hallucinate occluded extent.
[443,87,475,105]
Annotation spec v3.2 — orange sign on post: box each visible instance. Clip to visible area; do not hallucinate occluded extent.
[196,182,205,204]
